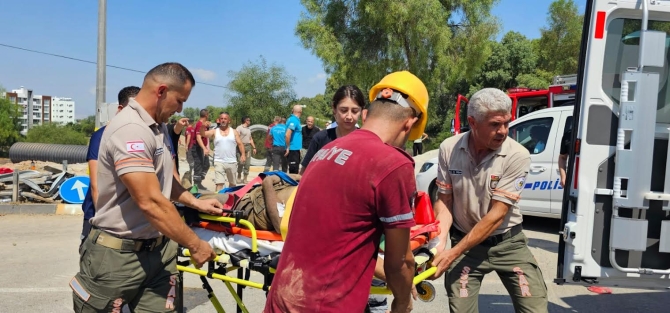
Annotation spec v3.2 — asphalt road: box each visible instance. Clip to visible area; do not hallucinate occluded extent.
[1,214,669,313]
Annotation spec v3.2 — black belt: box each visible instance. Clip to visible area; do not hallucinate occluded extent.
[450,224,523,246]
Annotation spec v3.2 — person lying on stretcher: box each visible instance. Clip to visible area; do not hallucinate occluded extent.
[194,172,300,234]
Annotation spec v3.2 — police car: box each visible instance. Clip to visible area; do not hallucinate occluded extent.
[416,105,574,219]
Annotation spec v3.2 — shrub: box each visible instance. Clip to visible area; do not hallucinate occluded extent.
[25,123,89,145]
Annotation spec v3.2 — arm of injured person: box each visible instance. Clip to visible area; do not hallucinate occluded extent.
[262,175,291,233]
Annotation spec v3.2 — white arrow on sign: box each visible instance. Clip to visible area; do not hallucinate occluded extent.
[71,180,88,201]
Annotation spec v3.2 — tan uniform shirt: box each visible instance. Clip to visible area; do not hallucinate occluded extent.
[89,99,174,239]
[236,125,252,144]
[436,132,531,235]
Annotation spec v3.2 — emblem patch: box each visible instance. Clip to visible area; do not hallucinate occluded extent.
[489,175,501,189]
[514,177,526,191]
[155,147,164,156]
[126,140,145,153]
[449,169,463,175]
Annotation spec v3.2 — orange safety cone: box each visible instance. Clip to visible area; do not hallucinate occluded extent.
[414,191,435,225]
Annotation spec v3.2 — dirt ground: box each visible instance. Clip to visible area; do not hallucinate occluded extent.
[0,160,89,176]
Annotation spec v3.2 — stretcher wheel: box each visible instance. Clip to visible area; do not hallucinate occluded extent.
[415,281,436,302]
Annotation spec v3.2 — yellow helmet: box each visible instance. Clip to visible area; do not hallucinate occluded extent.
[369,71,429,141]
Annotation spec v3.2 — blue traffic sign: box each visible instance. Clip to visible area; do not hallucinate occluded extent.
[59,176,91,204]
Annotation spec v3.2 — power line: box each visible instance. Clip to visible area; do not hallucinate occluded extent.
[0,43,228,89]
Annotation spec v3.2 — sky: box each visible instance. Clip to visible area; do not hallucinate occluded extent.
[0,0,586,119]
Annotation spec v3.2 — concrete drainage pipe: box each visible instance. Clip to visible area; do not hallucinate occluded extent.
[248,124,269,166]
[9,142,88,164]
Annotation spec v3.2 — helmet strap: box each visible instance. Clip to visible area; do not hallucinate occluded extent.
[374,88,422,119]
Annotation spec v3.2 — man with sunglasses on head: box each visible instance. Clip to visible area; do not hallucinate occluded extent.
[264,71,429,313]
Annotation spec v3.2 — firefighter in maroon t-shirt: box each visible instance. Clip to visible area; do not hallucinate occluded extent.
[264,71,429,313]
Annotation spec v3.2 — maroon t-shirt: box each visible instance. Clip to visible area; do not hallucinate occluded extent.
[185,126,196,149]
[264,129,417,313]
[194,121,208,148]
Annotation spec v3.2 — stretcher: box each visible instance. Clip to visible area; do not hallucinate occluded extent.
[174,187,441,313]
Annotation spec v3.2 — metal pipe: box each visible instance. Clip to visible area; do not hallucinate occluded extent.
[9,142,88,164]
[20,192,57,203]
[12,171,18,202]
[639,0,649,69]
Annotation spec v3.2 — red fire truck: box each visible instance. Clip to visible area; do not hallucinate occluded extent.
[451,74,578,134]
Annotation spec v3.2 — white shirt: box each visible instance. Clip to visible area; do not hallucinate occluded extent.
[213,127,237,163]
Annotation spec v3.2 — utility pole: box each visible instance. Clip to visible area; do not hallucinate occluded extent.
[95,0,106,129]
[27,89,33,130]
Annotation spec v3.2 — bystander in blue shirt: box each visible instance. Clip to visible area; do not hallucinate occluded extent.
[80,126,105,243]
[271,124,287,147]
[286,115,302,151]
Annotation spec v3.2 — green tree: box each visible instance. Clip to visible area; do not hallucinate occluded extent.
[182,107,200,122]
[225,56,297,126]
[473,31,540,90]
[25,123,88,145]
[66,115,96,137]
[536,0,583,76]
[516,70,555,89]
[0,88,22,148]
[296,0,500,139]
[293,94,331,126]
[202,105,225,123]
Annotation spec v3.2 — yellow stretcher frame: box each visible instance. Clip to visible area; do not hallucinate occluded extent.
[176,213,438,313]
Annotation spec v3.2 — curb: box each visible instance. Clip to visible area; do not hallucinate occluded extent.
[55,203,84,215]
[0,203,82,215]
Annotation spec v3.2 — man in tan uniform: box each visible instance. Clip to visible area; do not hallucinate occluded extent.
[71,62,224,313]
[430,88,548,313]
[236,116,256,183]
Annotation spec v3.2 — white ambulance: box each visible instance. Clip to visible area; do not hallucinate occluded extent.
[420,0,670,290]
[557,0,670,289]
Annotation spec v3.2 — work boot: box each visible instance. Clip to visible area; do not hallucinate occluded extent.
[237,173,242,181]
[243,175,248,184]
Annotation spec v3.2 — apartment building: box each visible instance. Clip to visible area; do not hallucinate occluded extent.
[51,97,76,125]
[3,87,77,135]
[4,87,52,135]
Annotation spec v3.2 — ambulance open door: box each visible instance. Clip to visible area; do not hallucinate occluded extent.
[557,0,670,290]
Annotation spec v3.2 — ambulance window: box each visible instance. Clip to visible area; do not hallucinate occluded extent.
[602,18,670,123]
[509,117,553,155]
